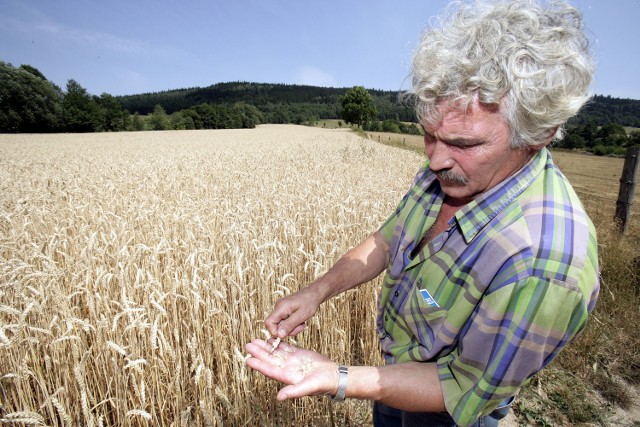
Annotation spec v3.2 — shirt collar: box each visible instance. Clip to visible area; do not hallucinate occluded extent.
[453,148,549,244]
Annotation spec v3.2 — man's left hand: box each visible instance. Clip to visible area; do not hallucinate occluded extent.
[245,339,340,400]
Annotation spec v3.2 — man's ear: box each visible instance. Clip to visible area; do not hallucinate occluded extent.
[530,127,559,152]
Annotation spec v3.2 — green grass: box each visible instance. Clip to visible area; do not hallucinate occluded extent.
[315,119,347,129]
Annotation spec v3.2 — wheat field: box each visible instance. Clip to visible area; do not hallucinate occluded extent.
[0,125,422,426]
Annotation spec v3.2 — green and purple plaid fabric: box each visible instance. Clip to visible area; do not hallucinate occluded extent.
[377,148,599,426]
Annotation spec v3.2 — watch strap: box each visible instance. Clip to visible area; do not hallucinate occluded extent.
[331,365,349,402]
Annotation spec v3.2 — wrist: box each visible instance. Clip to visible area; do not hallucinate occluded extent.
[303,278,334,308]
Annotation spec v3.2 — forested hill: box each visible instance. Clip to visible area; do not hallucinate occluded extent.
[116,82,640,127]
[117,83,346,113]
[571,95,640,127]
[3,55,640,136]
[115,82,404,122]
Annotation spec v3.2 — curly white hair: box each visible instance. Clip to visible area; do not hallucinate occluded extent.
[411,0,595,147]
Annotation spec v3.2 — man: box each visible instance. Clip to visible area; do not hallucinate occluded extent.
[245,1,600,425]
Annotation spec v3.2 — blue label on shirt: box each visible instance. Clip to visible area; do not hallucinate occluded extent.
[419,289,439,307]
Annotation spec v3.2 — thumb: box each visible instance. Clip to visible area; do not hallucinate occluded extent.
[276,363,338,400]
[276,381,323,400]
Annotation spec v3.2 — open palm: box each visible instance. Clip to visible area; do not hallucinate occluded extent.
[245,339,339,400]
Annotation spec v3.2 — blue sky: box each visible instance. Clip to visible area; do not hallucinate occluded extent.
[1,0,639,99]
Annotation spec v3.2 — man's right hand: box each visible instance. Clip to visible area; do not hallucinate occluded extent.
[264,284,324,338]
[264,231,389,339]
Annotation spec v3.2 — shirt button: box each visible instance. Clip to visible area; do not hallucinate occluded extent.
[394,291,399,297]
[385,315,388,321]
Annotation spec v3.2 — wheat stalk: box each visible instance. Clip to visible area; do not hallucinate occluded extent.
[1,411,46,425]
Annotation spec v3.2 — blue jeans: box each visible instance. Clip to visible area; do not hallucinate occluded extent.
[373,397,513,427]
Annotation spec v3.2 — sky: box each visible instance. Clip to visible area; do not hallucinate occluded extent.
[1,0,639,99]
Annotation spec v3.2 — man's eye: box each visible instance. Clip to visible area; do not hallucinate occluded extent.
[448,140,481,149]
[449,141,468,148]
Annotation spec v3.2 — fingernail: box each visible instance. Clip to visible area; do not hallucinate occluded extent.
[278,328,286,337]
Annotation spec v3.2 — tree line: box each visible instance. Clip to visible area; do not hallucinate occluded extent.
[562,122,640,156]
[115,82,417,123]
[0,62,263,133]
[337,86,640,154]
[2,60,640,155]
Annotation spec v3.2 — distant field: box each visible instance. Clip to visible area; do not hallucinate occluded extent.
[0,125,636,426]
[316,119,347,129]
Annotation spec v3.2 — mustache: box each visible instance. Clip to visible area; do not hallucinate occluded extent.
[435,170,467,185]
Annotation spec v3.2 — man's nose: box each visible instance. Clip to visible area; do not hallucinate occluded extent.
[426,141,454,171]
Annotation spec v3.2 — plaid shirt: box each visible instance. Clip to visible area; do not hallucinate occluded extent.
[377,148,599,426]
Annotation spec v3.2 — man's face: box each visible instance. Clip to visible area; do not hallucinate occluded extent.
[423,99,534,205]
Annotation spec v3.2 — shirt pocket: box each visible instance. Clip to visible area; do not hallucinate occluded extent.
[401,281,449,351]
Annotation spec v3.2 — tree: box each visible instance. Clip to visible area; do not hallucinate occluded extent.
[340,86,377,128]
[96,93,130,131]
[233,102,263,128]
[562,134,586,150]
[130,112,145,131]
[63,79,102,132]
[148,104,169,130]
[182,108,202,129]
[382,119,401,134]
[0,61,63,133]
[191,103,219,129]
[19,64,47,80]
[597,122,628,146]
[169,111,195,130]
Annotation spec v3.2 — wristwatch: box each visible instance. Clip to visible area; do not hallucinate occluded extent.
[332,365,349,402]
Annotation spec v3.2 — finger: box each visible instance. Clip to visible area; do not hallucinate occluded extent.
[276,341,296,354]
[245,340,292,371]
[246,340,276,360]
[247,339,270,351]
[264,314,282,337]
[276,316,308,338]
[276,377,328,400]
[245,345,302,387]
[264,306,291,337]
[254,338,288,352]
[245,340,274,364]
[246,352,286,380]
[288,323,306,336]
[245,342,283,366]
[277,383,315,400]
